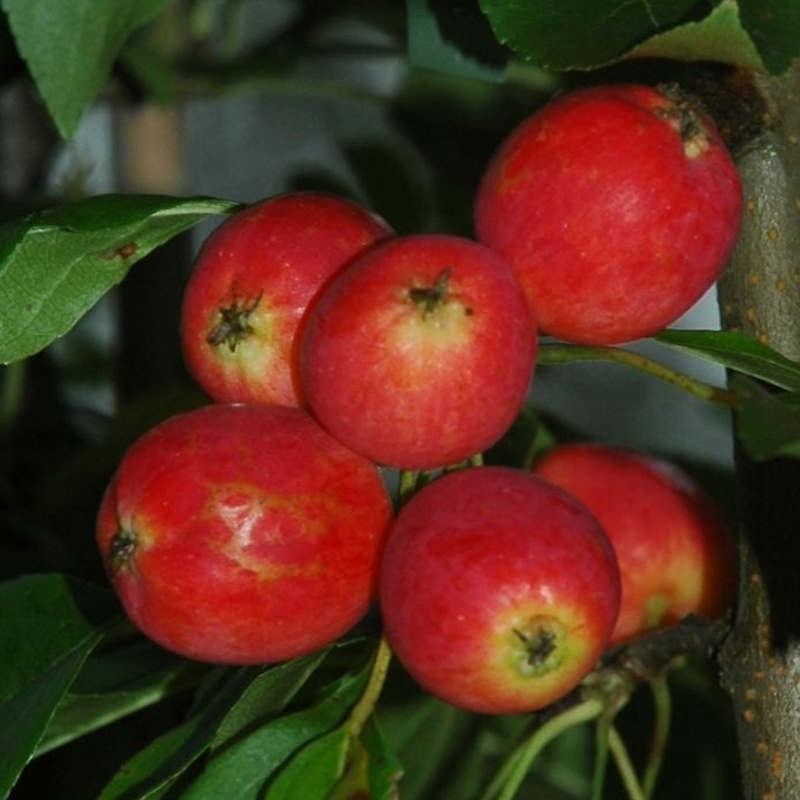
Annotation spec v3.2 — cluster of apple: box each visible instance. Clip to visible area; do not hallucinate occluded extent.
[96,83,741,714]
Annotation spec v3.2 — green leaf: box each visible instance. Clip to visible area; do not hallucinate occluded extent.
[735,378,800,461]
[376,691,472,800]
[1,0,173,138]
[478,0,696,70]
[0,574,119,797]
[0,636,104,799]
[212,650,330,751]
[478,0,792,73]
[98,667,263,800]
[528,723,593,797]
[102,718,199,800]
[654,329,800,392]
[407,0,507,82]
[438,716,533,800]
[328,736,371,800]
[0,194,237,365]
[361,717,404,800]
[38,639,200,755]
[179,665,370,800]
[0,574,120,706]
[71,637,188,695]
[38,675,188,756]
[739,0,800,76]
[263,728,350,800]
[485,402,558,469]
[624,0,766,72]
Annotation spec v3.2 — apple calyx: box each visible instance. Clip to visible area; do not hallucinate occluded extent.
[511,615,567,679]
[408,267,470,319]
[207,293,262,352]
[107,528,137,574]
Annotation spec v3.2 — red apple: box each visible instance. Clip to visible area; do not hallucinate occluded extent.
[180,192,392,407]
[300,234,537,470]
[533,443,736,645]
[379,466,620,714]
[474,84,742,344]
[96,404,393,664]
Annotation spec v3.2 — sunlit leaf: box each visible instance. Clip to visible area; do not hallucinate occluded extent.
[625,0,765,72]
[478,0,788,72]
[654,329,800,391]
[0,195,237,365]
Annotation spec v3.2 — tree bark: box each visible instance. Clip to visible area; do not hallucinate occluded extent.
[717,62,800,800]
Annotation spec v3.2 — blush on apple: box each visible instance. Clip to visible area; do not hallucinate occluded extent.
[180,192,392,407]
[474,83,742,344]
[96,404,393,664]
[299,234,537,470]
[379,466,621,714]
[533,443,737,645]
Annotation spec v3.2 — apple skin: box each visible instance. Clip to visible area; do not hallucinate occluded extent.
[533,443,737,645]
[300,234,537,470]
[474,84,742,344]
[180,192,392,407]
[96,404,393,664]
[379,466,620,714]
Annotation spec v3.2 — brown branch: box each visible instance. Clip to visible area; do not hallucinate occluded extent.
[716,62,800,800]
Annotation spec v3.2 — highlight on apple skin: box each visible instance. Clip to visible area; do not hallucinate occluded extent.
[300,233,537,470]
[181,192,392,407]
[474,83,742,345]
[96,403,393,665]
[533,442,737,644]
[379,466,621,714]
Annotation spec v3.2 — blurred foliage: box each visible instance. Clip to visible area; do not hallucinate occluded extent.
[0,0,772,798]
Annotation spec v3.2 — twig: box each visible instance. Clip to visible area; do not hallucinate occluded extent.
[538,343,737,406]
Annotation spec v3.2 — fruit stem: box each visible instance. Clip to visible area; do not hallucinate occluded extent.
[345,635,392,739]
[482,696,605,800]
[590,714,612,800]
[609,724,647,800]
[642,674,672,798]
[397,469,421,507]
[537,343,737,406]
